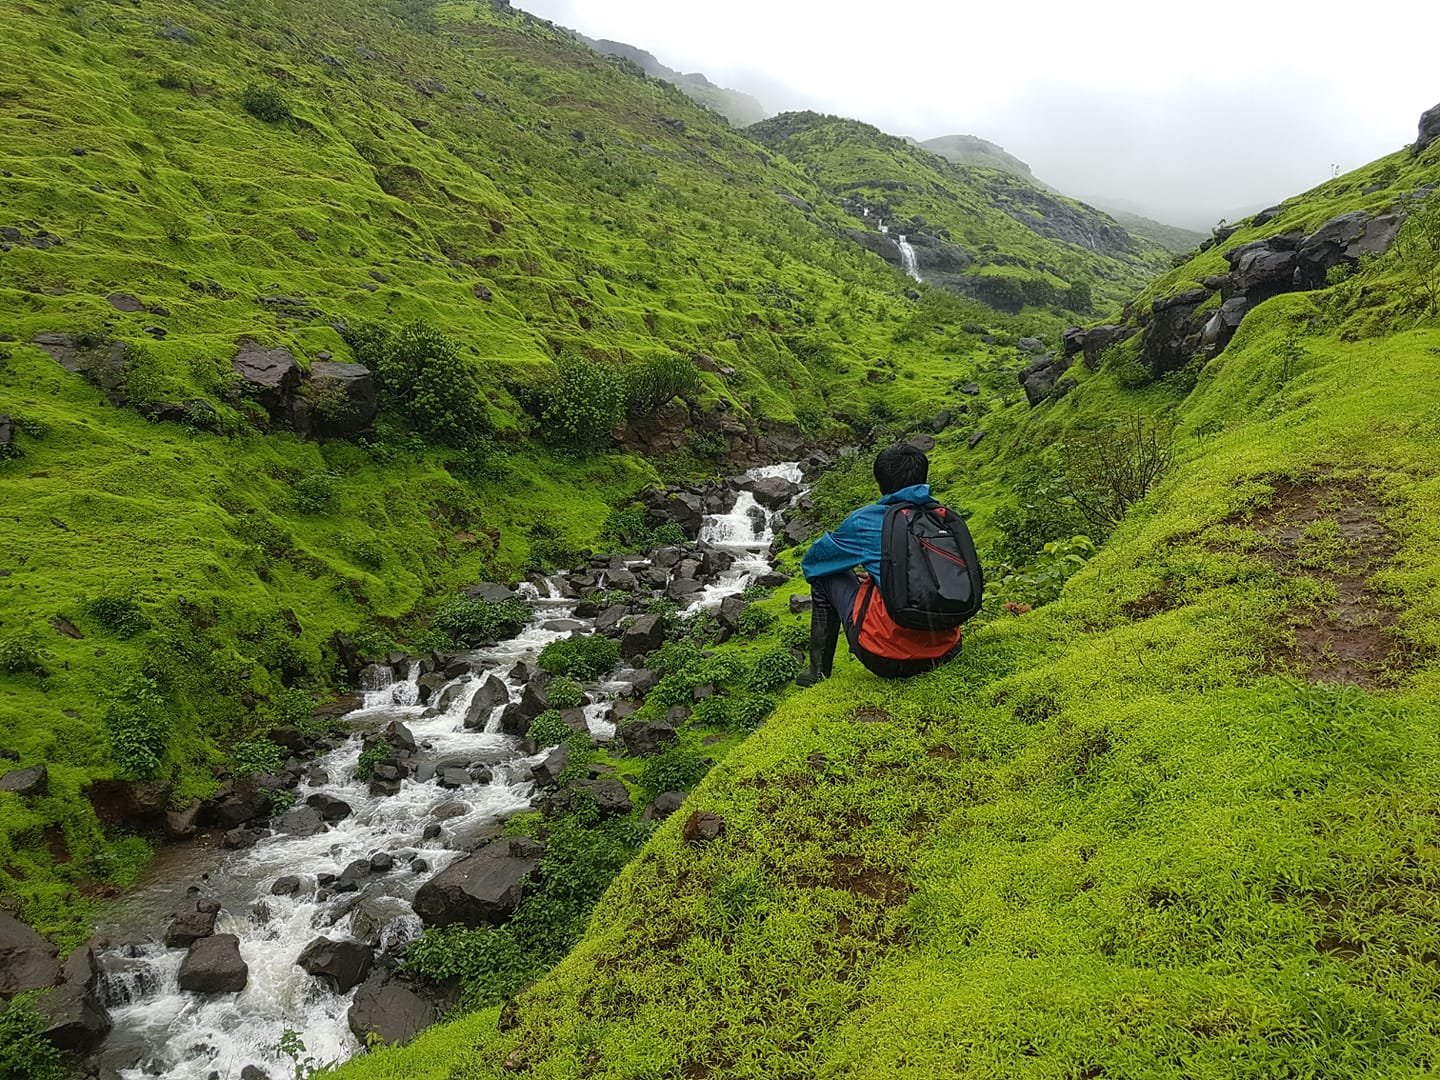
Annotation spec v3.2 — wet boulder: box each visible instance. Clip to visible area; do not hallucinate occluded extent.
[0,911,61,995]
[620,614,667,660]
[462,674,510,729]
[35,983,112,1052]
[274,805,327,837]
[177,934,248,993]
[271,876,303,897]
[305,793,352,823]
[437,767,472,789]
[1224,234,1301,303]
[683,810,726,843]
[642,790,687,822]
[348,896,410,948]
[1200,297,1251,353]
[164,905,218,948]
[0,764,47,797]
[717,595,746,632]
[223,827,263,849]
[413,837,544,928]
[532,745,569,788]
[348,972,437,1047]
[665,577,703,602]
[1061,326,1086,357]
[297,936,373,993]
[749,475,799,509]
[1018,353,1072,406]
[543,778,632,818]
[368,764,405,797]
[1294,211,1405,289]
[415,672,447,705]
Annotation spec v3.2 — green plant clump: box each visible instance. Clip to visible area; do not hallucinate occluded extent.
[0,994,67,1080]
[430,596,531,646]
[239,84,292,123]
[537,634,620,680]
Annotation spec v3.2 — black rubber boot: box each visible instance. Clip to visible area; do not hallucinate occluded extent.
[796,590,841,687]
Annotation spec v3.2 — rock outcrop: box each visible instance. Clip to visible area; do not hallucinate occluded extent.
[0,911,61,995]
[412,836,543,928]
[177,934,248,993]
[297,936,373,993]
[1417,101,1440,155]
[348,972,438,1047]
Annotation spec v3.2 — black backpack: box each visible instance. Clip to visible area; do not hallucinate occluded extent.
[878,501,984,631]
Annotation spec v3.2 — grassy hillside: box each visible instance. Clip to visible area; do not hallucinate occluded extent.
[0,0,1142,944]
[331,125,1440,1078]
[751,112,1169,311]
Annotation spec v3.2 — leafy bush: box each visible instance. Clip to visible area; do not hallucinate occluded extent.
[527,710,586,749]
[0,994,67,1080]
[546,677,586,709]
[624,355,700,419]
[639,747,710,801]
[1062,417,1177,531]
[232,738,286,777]
[240,84,291,123]
[291,471,341,515]
[405,925,531,1009]
[355,742,388,781]
[746,649,803,692]
[597,506,687,552]
[346,322,491,449]
[348,538,385,571]
[777,624,809,651]
[991,536,1097,610]
[431,596,531,646]
[991,469,1087,564]
[84,595,151,638]
[691,692,774,732]
[538,635,620,680]
[0,636,46,676]
[534,354,625,452]
[735,606,777,639]
[104,674,172,779]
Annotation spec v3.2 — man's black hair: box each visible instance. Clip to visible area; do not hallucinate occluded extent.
[874,443,929,495]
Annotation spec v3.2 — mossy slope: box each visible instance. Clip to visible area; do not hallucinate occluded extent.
[332,135,1440,1078]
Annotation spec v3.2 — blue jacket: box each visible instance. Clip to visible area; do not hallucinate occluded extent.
[801,484,933,581]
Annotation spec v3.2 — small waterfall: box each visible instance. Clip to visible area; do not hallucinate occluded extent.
[897,235,923,283]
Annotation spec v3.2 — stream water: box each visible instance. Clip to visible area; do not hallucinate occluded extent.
[92,463,806,1080]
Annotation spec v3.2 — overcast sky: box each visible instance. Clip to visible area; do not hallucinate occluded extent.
[518,0,1440,229]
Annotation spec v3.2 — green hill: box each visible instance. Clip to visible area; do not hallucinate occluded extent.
[751,112,1169,313]
[919,132,1037,179]
[0,0,1149,948]
[578,36,768,128]
[327,109,1440,1078]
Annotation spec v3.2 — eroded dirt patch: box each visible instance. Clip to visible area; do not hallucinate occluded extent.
[1231,477,1401,687]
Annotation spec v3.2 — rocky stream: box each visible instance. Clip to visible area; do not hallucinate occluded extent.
[59,461,817,1080]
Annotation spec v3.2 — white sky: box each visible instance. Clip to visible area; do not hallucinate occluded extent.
[518,0,1440,229]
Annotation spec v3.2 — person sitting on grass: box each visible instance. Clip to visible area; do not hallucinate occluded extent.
[797,443,965,685]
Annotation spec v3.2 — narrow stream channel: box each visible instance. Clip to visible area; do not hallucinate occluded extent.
[92,463,807,1079]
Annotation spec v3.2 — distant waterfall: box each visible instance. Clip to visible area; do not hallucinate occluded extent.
[897,235,922,282]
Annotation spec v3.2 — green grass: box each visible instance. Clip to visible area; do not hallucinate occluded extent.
[332,145,1440,1077]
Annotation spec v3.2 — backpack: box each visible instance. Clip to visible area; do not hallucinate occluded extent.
[878,501,984,631]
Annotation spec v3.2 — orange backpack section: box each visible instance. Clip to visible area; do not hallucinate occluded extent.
[850,577,961,661]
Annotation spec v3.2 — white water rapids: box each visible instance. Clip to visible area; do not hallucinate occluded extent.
[93,463,806,1080]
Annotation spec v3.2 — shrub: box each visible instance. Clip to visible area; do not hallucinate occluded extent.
[777,624,809,651]
[232,738,286,777]
[84,595,151,638]
[639,747,710,801]
[240,84,291,123]
[991,535,1097,610]
[747,648,802,692]
[348,538,384,571]
[291,471,341,515]
[104,674,172,779]
[355,742,388,780]
[527,709,587,749]
[0,994,67,1080]
[735,606,777,639]
[405,925,530,1009]
[0,636,46,676]
[1066,280,1094,313]
[431,596,531,646]
[538,635,620,680]
[692,692,774,732]
[345,322,491,449]
[1062,417,1176,531]
[624,355,700,420]
[534,354,625,452]
[546,677,586,709]
[991,469,1087,564]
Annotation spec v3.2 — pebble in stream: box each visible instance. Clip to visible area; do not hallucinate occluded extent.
[92,463,807,1079]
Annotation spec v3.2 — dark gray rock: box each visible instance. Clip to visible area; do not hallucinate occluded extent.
[1018,353,1073,406]
[1416,101,1440,155]
[1200,297,1251,353]
[789,593,813,614]
[297,936,373,993]
[232,339,301,420]
[35,983,111,1052]
[164,906,217,948]
[642,790,686,822]
[271,876,302,897]
[305,793,352,823]
[0,764,47,797]
[718,594,746,631]
[462,674,510,729]
[665,577,703,601]
[437,767,472,789]
[413,837,544,928]
[532,745,569,788]
[465,582,516,603]
[619,718,678,757]
[621,614,666,660]
[347,973,436,1047]
[223,827,262,849]
[348,896,410,947]
[177,934,248,993]
[1294,211,1405,288]
[275,806,327,837]
[749,475,799,509]
[0,911,60,995]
